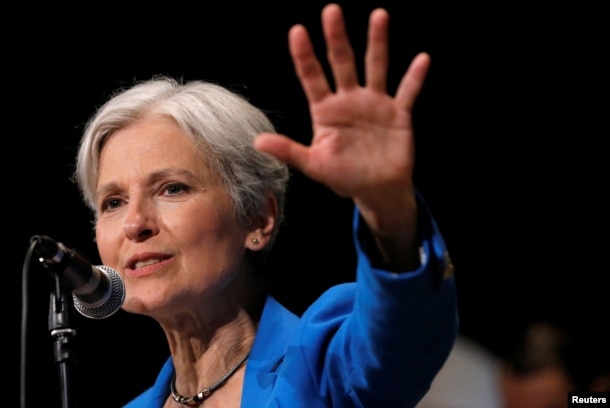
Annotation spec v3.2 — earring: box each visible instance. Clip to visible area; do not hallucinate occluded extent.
[252,238,259,245]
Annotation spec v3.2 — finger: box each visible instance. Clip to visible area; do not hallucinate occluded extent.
[254,133,311,171]
[395,52,431,112]
[289,24,331,103]
[322,3,359,90]
[365,8,390,93]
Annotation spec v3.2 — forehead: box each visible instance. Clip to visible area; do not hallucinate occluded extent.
[97,116,212,181]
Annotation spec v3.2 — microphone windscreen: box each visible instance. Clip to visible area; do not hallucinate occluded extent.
[72,265,125,319]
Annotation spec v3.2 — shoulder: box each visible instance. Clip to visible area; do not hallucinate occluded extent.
[301,283,356,323]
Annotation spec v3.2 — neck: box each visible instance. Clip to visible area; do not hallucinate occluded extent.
[163,308,256,397]
[170,352,250,407]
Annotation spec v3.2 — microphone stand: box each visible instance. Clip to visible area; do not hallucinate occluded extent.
[48,273,78,408]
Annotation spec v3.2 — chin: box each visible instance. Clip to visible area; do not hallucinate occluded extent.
[121,291,171,317]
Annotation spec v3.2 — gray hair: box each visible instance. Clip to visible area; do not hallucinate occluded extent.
[74,76,290,248]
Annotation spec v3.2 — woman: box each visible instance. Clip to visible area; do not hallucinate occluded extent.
[74,3,458,407]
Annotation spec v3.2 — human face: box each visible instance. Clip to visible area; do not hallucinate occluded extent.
[94,116,252,319]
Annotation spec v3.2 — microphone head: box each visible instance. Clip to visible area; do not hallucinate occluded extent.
[72,265,125,319]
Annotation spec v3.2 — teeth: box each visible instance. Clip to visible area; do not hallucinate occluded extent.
[134,259,163,269]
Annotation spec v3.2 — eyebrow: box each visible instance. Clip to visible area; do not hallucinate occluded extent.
[95,168,199,202]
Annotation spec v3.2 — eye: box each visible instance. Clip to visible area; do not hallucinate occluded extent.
[100,197,124,212]
[164,183,189,196]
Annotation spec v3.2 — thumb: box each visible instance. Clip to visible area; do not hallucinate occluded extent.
[254,133,310,170]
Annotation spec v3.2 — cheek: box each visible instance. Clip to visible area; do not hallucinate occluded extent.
[95,220,122,268]
[169,202,245,261]
[165,198,230,238]
[167,210,222,249]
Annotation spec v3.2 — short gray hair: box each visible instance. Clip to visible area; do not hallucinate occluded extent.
[74,76,290,248]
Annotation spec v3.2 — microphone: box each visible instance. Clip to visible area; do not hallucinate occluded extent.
[31,235,125,319]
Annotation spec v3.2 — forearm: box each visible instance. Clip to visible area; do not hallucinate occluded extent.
[354,186,421,271]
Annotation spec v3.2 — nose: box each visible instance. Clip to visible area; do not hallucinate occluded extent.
[122,197,159,242]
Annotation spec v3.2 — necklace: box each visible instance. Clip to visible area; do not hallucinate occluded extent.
[170,353,249,407]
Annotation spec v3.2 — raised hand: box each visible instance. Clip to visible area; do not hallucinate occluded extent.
[254,3,431,269]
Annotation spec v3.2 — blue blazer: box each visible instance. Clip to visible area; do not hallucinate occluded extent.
[124,204,458,407]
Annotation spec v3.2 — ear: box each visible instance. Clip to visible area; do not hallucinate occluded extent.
[245,193,278,251]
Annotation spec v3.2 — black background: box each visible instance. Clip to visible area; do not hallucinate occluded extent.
[10,1,607,407]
